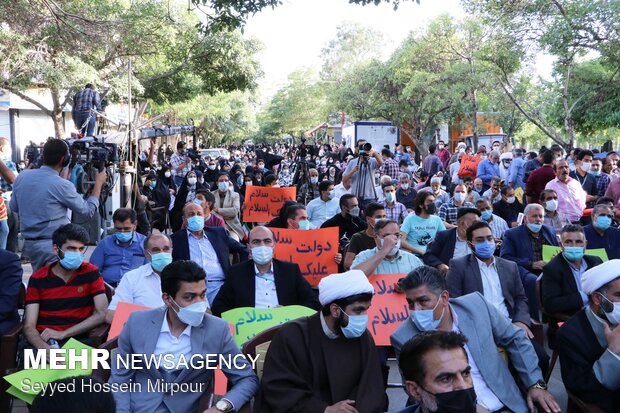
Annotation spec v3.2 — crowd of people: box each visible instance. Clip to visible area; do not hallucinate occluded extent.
[0,134,619,413]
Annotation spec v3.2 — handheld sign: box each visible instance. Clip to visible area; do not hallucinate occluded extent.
[458,154,482,179]
[108,302,150,340]
[243,187,296,223]
[221,305,317,348]
[271,227,339,286]
[367,274,409,346]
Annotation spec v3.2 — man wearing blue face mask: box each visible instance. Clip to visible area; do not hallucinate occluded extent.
[23,224,108,352]
[110,260,259,413]
[105,233,180,324]
[255,269,387,413]
[391,266,561,413]
[381,182,408,225]
[584,204,620,260]
[171,202,248,306]
[89,208,147,287]
[437,184,475,228]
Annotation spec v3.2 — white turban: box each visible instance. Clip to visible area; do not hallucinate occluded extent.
[500,152,513,161]
[318,270,374,305]
[581,259,620,295]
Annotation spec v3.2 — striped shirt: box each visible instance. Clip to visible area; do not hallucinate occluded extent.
[379,158,401,179]
[438,201,475,225]
[382,201,408,224]
[595,173,612,198]
[26,262,105,332]
[170,152,192,178]
[485,214,509,239]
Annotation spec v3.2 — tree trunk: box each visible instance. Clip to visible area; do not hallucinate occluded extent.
[561,63,576,148]
[471,88,478,149]
[50,88,65,138]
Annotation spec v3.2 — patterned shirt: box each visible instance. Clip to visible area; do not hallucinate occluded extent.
[438,201,475,225]
[72,88,101,112]
[170,151,192,178]
[379,158,401,179]
[0,157,17,195]
[595,173,612,198]
[485,214,509,239]
[382,201,408,224]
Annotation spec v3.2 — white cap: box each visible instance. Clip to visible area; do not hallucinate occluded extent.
[500,152,513,161]
[581,259,620,295]
[318,270,374,306]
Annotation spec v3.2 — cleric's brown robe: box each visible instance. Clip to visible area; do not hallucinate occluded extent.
[254,313,386,413]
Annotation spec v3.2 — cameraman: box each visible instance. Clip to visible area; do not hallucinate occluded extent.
[342,139,383,211]
[169,141,192,187]
[10,139,107,272]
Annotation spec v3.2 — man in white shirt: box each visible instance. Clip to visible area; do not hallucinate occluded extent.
[306,180,340,228]
[105,233,178,324]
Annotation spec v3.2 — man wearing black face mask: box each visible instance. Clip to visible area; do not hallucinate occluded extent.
[397,331,477,413]
[321,194,367,249]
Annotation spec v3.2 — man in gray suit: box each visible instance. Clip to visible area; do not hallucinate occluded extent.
[110,260,258,413]
[391,266,560,413]
[446,220,550,378]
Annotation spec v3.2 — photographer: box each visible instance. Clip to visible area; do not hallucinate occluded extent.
[169,141,193,187]
[10,139,107,271]
[342,139,383,211]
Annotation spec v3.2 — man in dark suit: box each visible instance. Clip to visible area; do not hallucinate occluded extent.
[171,202,248,306]
[556,259,620,412]
[542,224,603,316]
[212,226,320,316]
[501,203,559,320]
[0,249,22,335]
[422,208,480,274]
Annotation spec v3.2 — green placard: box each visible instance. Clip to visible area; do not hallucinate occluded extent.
[221,305,317,348]
[3,338,94,404]
[542,245,609,262]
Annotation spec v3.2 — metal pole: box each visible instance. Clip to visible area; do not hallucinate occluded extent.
[128,58,133,157]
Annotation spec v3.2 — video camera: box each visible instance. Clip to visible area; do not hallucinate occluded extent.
[186,148,202,162]
[358,142,372,156]
[68,137,118,167]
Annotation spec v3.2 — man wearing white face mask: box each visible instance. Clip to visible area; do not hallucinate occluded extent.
[437,184,475,228]
[255,269,387,413]
[211,226,320,316]
[556,259,620,412]
[352,220,423,276]
[540,189,570,235]
[110,260,259,413]
[570,149,599,208]
[391,266,561,413]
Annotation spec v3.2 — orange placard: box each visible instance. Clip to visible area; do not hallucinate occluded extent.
[243,186,297,222]
[367,274,409,346]
[458,154,482,179]
[108,302,150,340]
[271,227,339,286]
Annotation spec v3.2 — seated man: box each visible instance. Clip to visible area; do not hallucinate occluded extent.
[105,233,175,324]
[437,184,475,228]
[422,207,479,274]
[0,249,23,335]
[344,203,386,270]
[396,173,416,211]
[171,202,248,306]
[255,270,386,413]
[476,197,508,243]
[584,204,620,260]
[391,266,560,413]
[556,259,620,412]
[501,203,559,320]
[195,189,226,229]
[285,203,312,230]
[540,189,570,235]
[24,224,107,350]
[89,208,147,287]
[381,181,408,225]
[396,331,477,413]
[447,221,550,376]
[306,180,340,228]
[321,194,367,244]
[211,226,320,316]
[352,219,423,276]
[110,260,259,413]
[493,185,524,228]
[542,224,603,317]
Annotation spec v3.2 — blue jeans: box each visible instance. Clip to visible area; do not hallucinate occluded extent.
[74,111,96,136]
[0,219,8,250]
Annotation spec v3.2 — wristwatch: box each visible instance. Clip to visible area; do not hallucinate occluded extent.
[215,399,233,412]
[529,380,548,391]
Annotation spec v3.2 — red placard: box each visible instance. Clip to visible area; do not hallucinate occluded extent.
[458,154,482,178]
[367,274,409,346]
[271,227,339,286]
[108,302,150,340]
[243,186,297,222]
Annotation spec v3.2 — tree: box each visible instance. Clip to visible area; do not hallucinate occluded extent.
[258,68,328,138]
[0,0,261,138]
